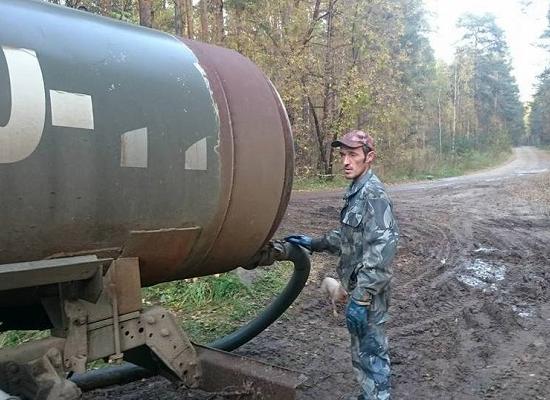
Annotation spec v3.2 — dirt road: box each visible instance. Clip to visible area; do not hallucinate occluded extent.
[86,147,550,399]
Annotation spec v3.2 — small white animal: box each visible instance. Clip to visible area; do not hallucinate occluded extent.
[320,277,348,317]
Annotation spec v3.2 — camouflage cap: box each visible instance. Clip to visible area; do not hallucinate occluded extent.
[331,130,375,151]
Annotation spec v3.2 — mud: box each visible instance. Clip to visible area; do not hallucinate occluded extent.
[84,147,550,400]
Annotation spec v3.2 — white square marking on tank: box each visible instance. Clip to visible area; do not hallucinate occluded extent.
[121,127,148,168]
[185,137,208,170]
[49,90,94,130]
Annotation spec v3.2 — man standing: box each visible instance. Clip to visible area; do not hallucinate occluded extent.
[285,130,399,400]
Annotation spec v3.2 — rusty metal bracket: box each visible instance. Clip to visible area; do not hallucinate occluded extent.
[0,347,81,400]
[243,240,288,270]
[71,344,308,399]
[0,256,110,292]
[63,300,88,373]
[195,345,307,400]
[141,307,201,388]
[107,282,123,365]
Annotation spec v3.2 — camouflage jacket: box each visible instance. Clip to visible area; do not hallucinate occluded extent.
[314,169,399,323]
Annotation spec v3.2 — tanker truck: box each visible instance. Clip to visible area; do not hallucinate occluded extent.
[0,1,310,398]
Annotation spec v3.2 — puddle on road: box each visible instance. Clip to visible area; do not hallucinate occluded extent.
[517,168,549,175]
[512,305,534,318]
[457,259,506,291]
[473,247,499,255]
[458,260,536,319]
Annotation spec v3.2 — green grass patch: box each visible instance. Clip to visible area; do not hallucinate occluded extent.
[143,262,293,344]
[1,262,292,354]
[293,174,349,191]
[383,149,512,182]
[0,329,49,348]
[293,149,512,190]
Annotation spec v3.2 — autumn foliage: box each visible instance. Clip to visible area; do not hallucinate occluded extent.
[52,0,538,178]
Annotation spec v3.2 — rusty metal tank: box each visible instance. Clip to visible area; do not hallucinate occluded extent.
[0,0,293,287]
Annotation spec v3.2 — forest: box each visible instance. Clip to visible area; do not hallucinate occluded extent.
[46,0,549,179]
[530,6,550,147]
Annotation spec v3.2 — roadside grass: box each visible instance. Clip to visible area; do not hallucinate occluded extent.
[293,174,349,191]
[383,149,511,182]
[0,329,49,348]
[294,149,511,190]
[142,262,293,344]
[0,262,292,352]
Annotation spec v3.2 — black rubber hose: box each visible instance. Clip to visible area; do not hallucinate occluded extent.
[71,363,152,392]
[208,243,310,351]
[72,243,310,390]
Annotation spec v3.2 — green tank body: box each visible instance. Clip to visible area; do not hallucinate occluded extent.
[0,0,293,292]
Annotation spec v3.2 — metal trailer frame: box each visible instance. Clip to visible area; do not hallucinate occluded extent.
[0,243,309,400]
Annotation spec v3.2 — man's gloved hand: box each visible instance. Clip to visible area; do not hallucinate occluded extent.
[345,299,369,337]
[284,234,313,251]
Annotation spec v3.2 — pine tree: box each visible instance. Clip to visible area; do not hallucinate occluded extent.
[455,13,524,149]
[529,7,550,145]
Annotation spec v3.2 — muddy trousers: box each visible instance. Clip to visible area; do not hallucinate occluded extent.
[349,321,391,400]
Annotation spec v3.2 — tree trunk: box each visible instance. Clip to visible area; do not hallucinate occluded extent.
[494,71,499,114]
[99,0,111,16]
[350,0,360,65]
[301,0,321,47]
[185,0,194,38]
[200,0,209,41]
[307,96,326,173]
[420,114,425,150]
[234,5,243,52]
[211,0,224,44]
[138,0,153,28]
[321,0,336,176]
[174,0,185,36]
[437,88,443,154]
[452,64,458,154]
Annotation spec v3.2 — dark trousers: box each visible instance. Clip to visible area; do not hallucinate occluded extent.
[347,314,391,400]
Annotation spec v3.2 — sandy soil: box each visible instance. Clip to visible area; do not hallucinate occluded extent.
[84,147,550,400]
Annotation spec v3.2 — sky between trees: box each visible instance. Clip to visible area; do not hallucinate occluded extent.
[425,0,549,103]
